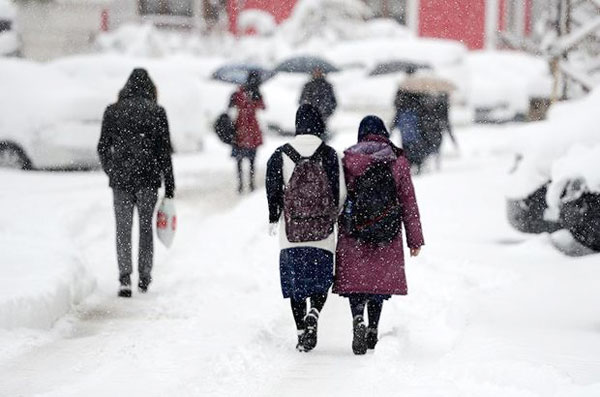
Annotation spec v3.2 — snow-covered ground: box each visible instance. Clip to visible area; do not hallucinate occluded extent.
[1,120,599,396]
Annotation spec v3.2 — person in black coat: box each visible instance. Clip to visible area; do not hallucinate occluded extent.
[420,93,457,170]
[299,68,337,140]
[97,68,175,297]
[392,90,428,173]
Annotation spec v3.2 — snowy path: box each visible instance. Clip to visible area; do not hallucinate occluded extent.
[1,129,600,396]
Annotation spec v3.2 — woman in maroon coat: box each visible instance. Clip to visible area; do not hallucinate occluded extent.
[334,115,424,355]
[229,70,265,193]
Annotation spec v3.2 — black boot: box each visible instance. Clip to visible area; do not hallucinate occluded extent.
[302,308,320,352]
[118,275,132,298]
[352,315,367,355]
[366,327,378,350]
[296,330,306,352]
[138,277,151,294]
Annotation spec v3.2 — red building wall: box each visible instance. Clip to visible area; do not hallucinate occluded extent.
[228,0,298,35]
[418,0,487,50]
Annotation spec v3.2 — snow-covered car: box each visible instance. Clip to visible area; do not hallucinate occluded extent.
[546,145,600,253]
[0,59,106,170]
[506,89,600,249]
[324,37,472,126]
[0,0,18,56]
[49,54,207,153]
[506,177,561,234]
[466,51,553,123]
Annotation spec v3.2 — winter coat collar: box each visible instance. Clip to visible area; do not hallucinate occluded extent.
[343,135,397,177]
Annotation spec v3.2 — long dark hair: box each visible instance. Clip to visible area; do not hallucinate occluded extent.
[243,69,262,101]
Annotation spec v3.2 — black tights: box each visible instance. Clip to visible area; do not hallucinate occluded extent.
[349,295,384,329]
[237,157,256,190]
[290,293,328,330]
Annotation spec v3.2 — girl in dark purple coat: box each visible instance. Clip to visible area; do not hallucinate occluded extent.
[334,115,424,355]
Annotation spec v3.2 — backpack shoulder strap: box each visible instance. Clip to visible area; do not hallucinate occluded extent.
[309,142,327,161]
[282,144,302,164]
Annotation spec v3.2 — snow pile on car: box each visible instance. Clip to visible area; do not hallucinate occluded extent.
[49,54,214,152]
[0,59,103,147]
[466,51,553,117]
[506,87,600,199]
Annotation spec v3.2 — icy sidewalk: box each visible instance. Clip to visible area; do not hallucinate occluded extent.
[1,129,600,396]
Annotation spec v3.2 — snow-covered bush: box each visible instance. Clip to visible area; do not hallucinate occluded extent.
[238,9,277,36]
[277,0,373,45]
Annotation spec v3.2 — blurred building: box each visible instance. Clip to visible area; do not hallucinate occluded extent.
[414,0,546,49]
[15,0,227,61]
[228,0,545,50]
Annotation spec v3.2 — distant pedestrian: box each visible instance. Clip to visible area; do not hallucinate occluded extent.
[393,90,428,173]
[97,68,175,298]
[266,104,346,352]
[229,70,265,193]
[420,93,457,170]
[334,115,424,355]
[299,67,337,141]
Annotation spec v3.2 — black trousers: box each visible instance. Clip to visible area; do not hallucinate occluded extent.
[348,294,384,329]
[235,149,257,190]
[290,293,328,330]
[113,188,158,285]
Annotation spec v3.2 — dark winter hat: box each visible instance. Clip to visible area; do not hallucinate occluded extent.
[358,115,389,141]
[295,104,325,137]
[119,68,157,102]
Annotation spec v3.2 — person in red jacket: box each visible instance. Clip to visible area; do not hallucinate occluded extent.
[334,115,424,355]
[229,70,265,193]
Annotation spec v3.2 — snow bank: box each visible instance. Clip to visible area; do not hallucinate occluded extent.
[0,236,95,329]
[0,171,96,330]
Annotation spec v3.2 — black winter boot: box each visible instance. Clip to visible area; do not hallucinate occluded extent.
[352,315,367,355]
[118,275,132,298]
[138,277,151,294]
[366,327,378,350]
[302,308,320,352]
[296,330,306,352]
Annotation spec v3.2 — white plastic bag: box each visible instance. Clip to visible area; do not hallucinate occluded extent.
[156,197,176,248]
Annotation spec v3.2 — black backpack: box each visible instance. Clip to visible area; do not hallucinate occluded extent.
[214,113,235,144]
[343,162,401,244]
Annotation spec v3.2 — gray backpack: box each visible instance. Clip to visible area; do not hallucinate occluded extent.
[283,143,337,242]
